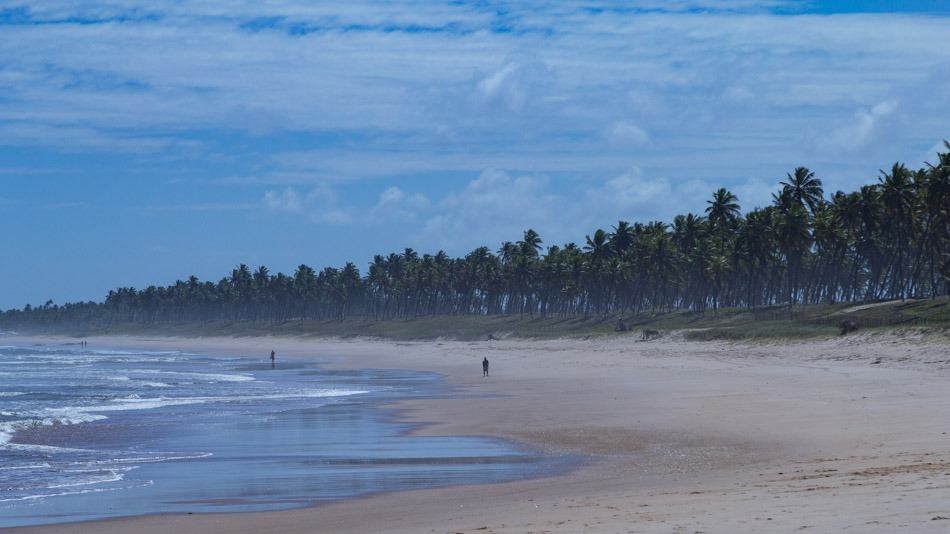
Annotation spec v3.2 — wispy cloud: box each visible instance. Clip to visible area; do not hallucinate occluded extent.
[4,1,948,182]
[143,203,259,212]
[262,187,304,213]
[260,183,355,224]
[3,1,950,249]
[817,100,899,153]
[4,1,950,311]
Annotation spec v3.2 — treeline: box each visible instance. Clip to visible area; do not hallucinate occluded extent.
[3,143,950,329]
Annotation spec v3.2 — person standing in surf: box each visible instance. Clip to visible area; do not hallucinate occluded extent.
[270,349,276,369]
[482,357,489,377]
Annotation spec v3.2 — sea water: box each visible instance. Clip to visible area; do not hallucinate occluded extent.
[0,343,560,527]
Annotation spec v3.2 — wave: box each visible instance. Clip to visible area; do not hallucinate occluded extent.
[0,388,369,444]
[0,462,51,471]
[0,455,208,503]
[0,480,154,503]
[46,467,133,489]
[0,413,108,446]
[84,452,213,465]
[86,388,369,413]
[88,349,192,357]
[2,386,367,448]
[0,345,187,356]
[134,370,255,383]
[0,442,92,453]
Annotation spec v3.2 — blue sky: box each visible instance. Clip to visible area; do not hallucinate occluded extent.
[1,0,949,309]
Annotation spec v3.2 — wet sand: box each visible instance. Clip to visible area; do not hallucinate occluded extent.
[6,331,950,533]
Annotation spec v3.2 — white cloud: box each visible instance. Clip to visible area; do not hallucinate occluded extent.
[593,169,672,209]
[262,187,303,213]
[732,178,778,212]
[313,209,354,225]
[922,141,949,166]
[418,169,560,250]
[305,183,339,205]
[4,1,949,221]
[582,169,719,223]
[818,100,900,153]
[371,186,430,221]
[262,183,348,221]
[376,186,427,209]
[605,121,650,147]
[474,59,553,113]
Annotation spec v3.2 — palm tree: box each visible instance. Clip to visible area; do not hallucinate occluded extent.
[707,255,730,312]
[706,188,740,229]
[879,163,915,299]
[609,220,635,256]
[781,167,824,213]
[584,229,611,261]
[518,229,543,258]
[774,204,811,305]
[706,188,740,255]
[584,229,611,315]
[6,140,949,329]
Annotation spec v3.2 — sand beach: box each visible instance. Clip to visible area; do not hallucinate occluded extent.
[4,331,948,533]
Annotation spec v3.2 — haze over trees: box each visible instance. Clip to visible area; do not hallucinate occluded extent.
[3,143,950,329]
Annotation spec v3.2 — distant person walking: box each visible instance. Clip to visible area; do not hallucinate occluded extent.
[270,350,276,369]
[482,356,489,377]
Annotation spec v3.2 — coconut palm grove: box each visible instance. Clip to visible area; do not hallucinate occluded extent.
[4,144,950,329]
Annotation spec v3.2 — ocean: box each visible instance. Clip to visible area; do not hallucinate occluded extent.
[0,342,561,527]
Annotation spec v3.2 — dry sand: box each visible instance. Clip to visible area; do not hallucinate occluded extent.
[6,331,950,533]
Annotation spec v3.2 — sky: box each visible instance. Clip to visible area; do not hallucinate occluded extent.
[1,0,949,309]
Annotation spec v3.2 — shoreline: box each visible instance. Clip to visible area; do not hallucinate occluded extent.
[5,333,950,532]
[0,342,569,528]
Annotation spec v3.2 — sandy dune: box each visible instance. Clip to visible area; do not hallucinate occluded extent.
[7,331,950,533]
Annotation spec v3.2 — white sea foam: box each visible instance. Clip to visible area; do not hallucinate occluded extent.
[0,413,108,446]
[34,389,367,425]
[0,462,51,471]
[46,467,133,489]
[139,381,173,388]
[90,349,189,357]
[0,480,154,503]
[1,342,378,509]
[0,442,92,453]
[1,388,366,448]
[135,369,256,382]
[85,452,213,465]
[96,389,369,411]
[91,398,208,412]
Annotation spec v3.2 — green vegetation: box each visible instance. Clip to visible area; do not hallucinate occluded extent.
[25,299,950,343]
[679,299,950,341]
[2,143,949,335]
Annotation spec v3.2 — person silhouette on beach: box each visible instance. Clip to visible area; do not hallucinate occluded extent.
[482,357,489,377]
[270,350,276,369]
